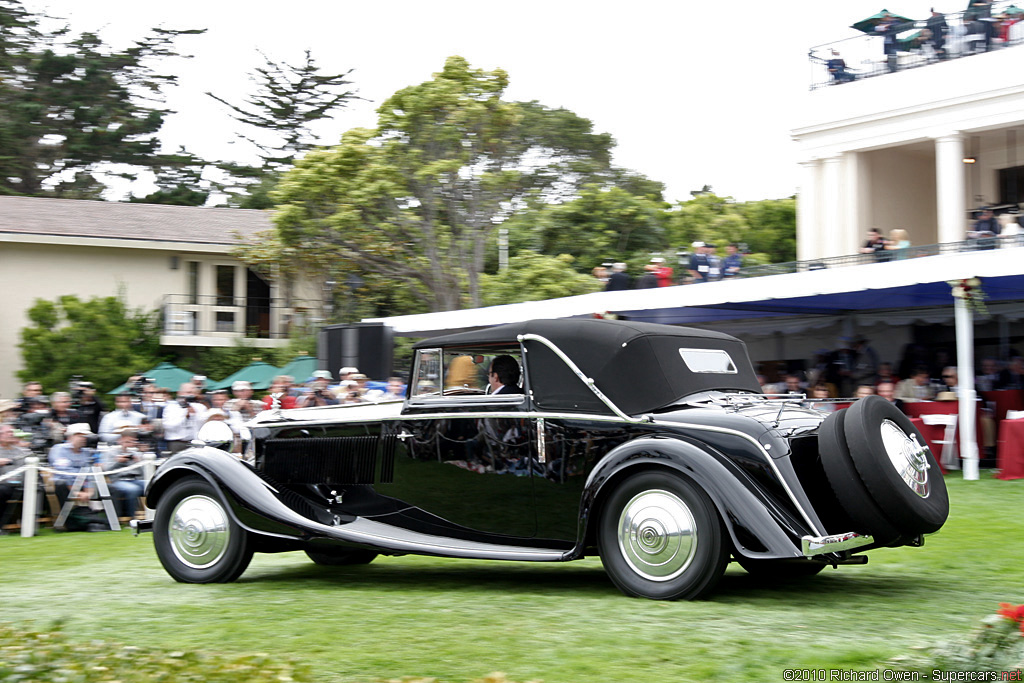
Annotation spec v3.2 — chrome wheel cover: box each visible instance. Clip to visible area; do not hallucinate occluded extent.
[617,489,697,581]
[168,494,231,569]
[880,419,931,498]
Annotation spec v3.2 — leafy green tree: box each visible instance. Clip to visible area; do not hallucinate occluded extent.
[738,197,797,263]
[266,56,614,313]
[0,1,205,197]
[17,294,162,394]
[501,185,668,275]
[208,50,359,208]
[479,251,602,306]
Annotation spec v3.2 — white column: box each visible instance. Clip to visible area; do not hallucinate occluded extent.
[822,156,843,258]
[842,151,862,256]
[797,159,821,261]
[935,134,967,244]
[955,296,978,480]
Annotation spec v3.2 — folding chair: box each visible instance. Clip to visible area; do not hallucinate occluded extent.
[922,413,959,470]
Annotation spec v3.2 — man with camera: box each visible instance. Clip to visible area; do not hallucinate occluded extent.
[98,393,143,444]
[162,382,208,454]
[71,381,105,434]
[300,372,339,408]
[101,428,147,519]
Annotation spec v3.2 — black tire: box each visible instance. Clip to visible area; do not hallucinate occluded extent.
[597,471,728,600]
[818,409,902,545]
[304,547,378,566]
[736,557,827,580]
[843,395,949,534]
[153,477,253,583]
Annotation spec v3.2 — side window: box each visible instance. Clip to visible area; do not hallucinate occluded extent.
[408,347,523,399]
[410,349,441,398]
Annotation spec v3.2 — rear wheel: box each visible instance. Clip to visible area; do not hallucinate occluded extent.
[153,477,253,583]
[597,471,728,600]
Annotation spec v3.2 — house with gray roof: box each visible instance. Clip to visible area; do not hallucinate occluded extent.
[0,196,322,398]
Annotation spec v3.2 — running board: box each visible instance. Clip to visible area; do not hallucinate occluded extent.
[801,531,874,556]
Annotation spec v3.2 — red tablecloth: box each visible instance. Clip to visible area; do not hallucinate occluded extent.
[903,400,985,455]
[980,390,1024,421]
[996,419,1024,480]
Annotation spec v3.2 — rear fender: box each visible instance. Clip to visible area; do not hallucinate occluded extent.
[582,437,804,560]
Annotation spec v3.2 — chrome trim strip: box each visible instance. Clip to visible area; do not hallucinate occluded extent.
[801,531,875,556]
[518,333,639,422]
[537,417,547,464]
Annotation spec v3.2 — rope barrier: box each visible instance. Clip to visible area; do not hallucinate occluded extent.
[0,465,28,484]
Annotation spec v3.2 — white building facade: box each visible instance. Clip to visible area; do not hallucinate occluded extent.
[793,47,1024,259]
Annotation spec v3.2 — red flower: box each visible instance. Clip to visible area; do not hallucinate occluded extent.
[996,602,1024,624]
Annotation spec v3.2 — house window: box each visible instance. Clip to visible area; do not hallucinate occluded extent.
[216,311,236,332]
[187,262,200,305]
[216,265,235,306]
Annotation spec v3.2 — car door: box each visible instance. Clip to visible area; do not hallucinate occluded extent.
[375,347,538,540]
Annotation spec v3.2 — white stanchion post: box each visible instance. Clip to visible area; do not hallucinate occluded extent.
[21,457,38,538]
[955,295,979,480]
[143,452,156,520]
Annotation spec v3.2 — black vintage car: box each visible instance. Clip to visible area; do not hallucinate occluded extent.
[136,319,948,600]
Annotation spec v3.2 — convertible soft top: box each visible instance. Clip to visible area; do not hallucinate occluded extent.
[415,319,762,415]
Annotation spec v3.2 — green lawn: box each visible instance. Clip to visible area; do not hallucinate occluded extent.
[1,473,1022,683]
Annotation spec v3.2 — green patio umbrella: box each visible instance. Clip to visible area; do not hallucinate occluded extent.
[207,361,281,392]
[851,9,914,33]
[108,362,196,394]
[277,355,319,383]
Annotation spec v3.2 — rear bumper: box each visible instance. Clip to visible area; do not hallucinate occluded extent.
[801,531,874,556]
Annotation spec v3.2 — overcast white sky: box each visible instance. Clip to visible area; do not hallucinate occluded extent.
[25,0,964,203]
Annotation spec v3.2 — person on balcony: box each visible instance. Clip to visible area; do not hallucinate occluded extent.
[859,229,890,261]
[826,50,855,83]
[926,9,949,60]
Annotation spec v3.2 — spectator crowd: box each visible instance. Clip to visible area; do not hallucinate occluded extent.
[597,243,745,291]
[0,368,405,533]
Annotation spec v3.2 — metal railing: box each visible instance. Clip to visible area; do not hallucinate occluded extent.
[810,3,1024,90]
[740,233,1024,279]
[161,294,323,340]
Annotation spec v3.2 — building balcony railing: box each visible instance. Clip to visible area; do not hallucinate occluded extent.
[810,2,1024,90]
[740,233,1024,279]
[160,294,323,341]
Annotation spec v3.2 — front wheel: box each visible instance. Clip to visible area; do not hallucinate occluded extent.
[597,471,728,600]
[153,476,253,583]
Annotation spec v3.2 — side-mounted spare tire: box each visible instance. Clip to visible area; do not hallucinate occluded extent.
[819,396,948,540]
[843,395,949,535]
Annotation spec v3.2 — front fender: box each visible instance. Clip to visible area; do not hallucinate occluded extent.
[581,436,804,560]
[146,448,325,540]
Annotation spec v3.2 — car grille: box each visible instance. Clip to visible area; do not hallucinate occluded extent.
[263,435,396,485]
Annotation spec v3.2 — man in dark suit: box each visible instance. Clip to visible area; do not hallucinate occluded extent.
[488,355,524,395]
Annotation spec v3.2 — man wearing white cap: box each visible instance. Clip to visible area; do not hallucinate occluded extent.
[229,381,258,421]
[688,242,711,283]
[47,423,97,507]
[302,371,339,407]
